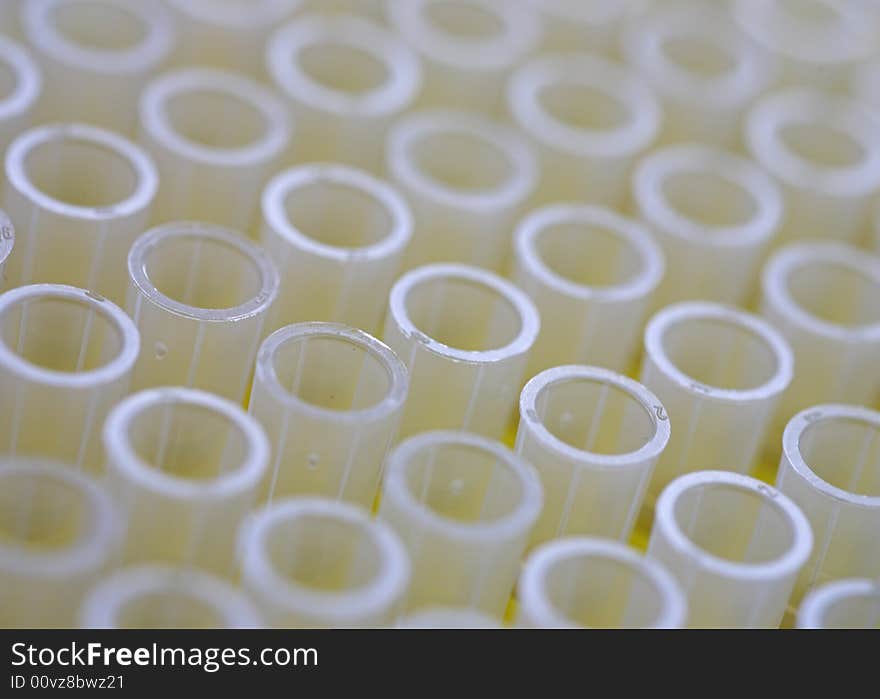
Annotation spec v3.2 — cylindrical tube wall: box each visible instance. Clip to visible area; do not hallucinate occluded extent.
[103,388,269,576]
[386,110,535,272]
[386,0,539,115]
[3,123,158,305]
[0,209,13,291]
[0,1,25,40]
[517,366,670,545]
[249,323,408,508]
[0,284,139,471]
[80,566,264,629]
[507,53,660,207]
[240,497,410,628]
[384,264,539,441]
[22,0,174,135]
[261,164,411,335]
[853,59,880,114]
[512,204,663,376]
[517,537,686,629]
[396,608,499,629]
[632,144,783,308]
[139,68,292,236]
[0,459,118,628]
[0,36,41,159]
[379,431,543,618]
[797,579,880,629]
[648,471,813,628]
[639,302,794,508]
[776,405,880,607]
[267,14,421,172]
[745,88,880,247]
[302,0,384,21]
[522,0,644,56]
[126,222,279,404]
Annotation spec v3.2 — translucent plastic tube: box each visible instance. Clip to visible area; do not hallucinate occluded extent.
[127,222,278,405]
[745,88,880,247]
[396,608,499,629]
[240,497,410,628]
[0,459,118,628]
[776,405,880,606]
[3,123,158,305]
[261,164,411,335]
[512,204,663,376]
[797,578,880,629]
[104,387,269,576]
[760,243,880,436]
[164,0,303,78]
[386,0,539,115]
[267,14,421,172]
[632,145,783,308]
[0,284,139,471]
[139,68,292,236]
[639,302,794,508]
[0,209,13,291]
[301,0,384,20]
[522,0,644,56]
[621,4,774,146]
[249,322,408,508]
[647,470,813,628]
[0,36,41,158]
[80,566,264,629]
[0,1,24,40]
[853,59,880,113]
[387,110,536,272]
[516,366,670,546]
[384,263,539,441]
[22,0,174,135]
[517,537,686,629]
[379,431,543,618]
[507,53,660,207]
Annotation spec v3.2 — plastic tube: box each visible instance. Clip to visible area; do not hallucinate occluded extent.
[240,497,410,628]
[776,405,880,607]
[164,0,303,78]
[522,0,645,56]
[0,36,40,159]
[261,164,411,335]
[267,14,421,172]
[139,68,292,236]
[3,122,158,305]
[745,88,880,247]
[126,222,278,404]
[0,1,25,40]
[103,387,269,576]
[396,608,500,629]
[621,4,775,146]
[379,431,543,618]
[632,144,783,308]
[507,53,660,208]
[639,302,794,508]
[0,284,139,471]
[384,263,539,441]
[386,0,539,115]
[853,59,880,113]
[0,459,118,628]
[22,0,174,135]
[516,366,670,546]
[517,537,686,629]
[249,322,408,508]
[760,243,880,438]
[797,578,880,629]
[647,470,813,628]
[301,0,384,21]
[80,565,264,629]
[512,204,663,376]
[0,209,13,291]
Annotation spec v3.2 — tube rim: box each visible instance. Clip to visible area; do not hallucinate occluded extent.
[0,36,42,122]
[797,578,880,629]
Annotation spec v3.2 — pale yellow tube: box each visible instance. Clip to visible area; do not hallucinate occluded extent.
[0,36,41,160]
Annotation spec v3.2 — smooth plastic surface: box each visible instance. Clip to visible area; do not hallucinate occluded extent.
[648,470,813,628]
[396,607,499,629]
[0,284,139,471]
[126,222,279,404]
[249,322,408,508]
[379,431,543,618]
[522,0,646,56]
[797,578,880,629]
[516,366,670,545]
[0,36,40,158]
[0,1,25,40]
[384,263,539,440]
[853,59,880,113]
[0,208,13,291]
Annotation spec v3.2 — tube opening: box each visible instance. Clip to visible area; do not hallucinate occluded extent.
[784,256,880,330]
[298,42,389,96]
[778,0,841,24]
[661,36,736,79]
[797,416,880,498]
[423,1,505,40]
[539,82,629,132]
[50,1,147,52]
[778,122,866,170]
[164,88,269,151]
[117,589,223,628]
[802,580,880,629]
[662,171,758,229]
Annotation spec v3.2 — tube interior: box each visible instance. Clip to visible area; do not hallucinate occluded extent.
[786,260,880,329]
[409,129,513,194]
[50,1,147,51]
[298,42,388,95]
[777,0,842,24]
[164,88,269,151]
[661,35,736,79]
[816,590,880,629]
[778,123,865,170]
[116,590,224,629]
[539,83,629,132]
[0,471,89,551]
[0,60,15,102]
[423,1,505,39]
[798,417,880,497]
[662,171,758,228]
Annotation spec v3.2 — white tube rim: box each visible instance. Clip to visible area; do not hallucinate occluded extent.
[103,387,269,501]
[262,163,413,263]
[514,204,664,302]
[388,263,540,364]
[254,321,410,424]
[0,36,42,122]
[0,283,139,389]
[166,0,303,28]
[128,221,280,324]
[633,144,783,248]
[654,470,814,582]
[797,578,880,629]
[519,537,687,629]
[0,209,14,270]
[644,301,794,404]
